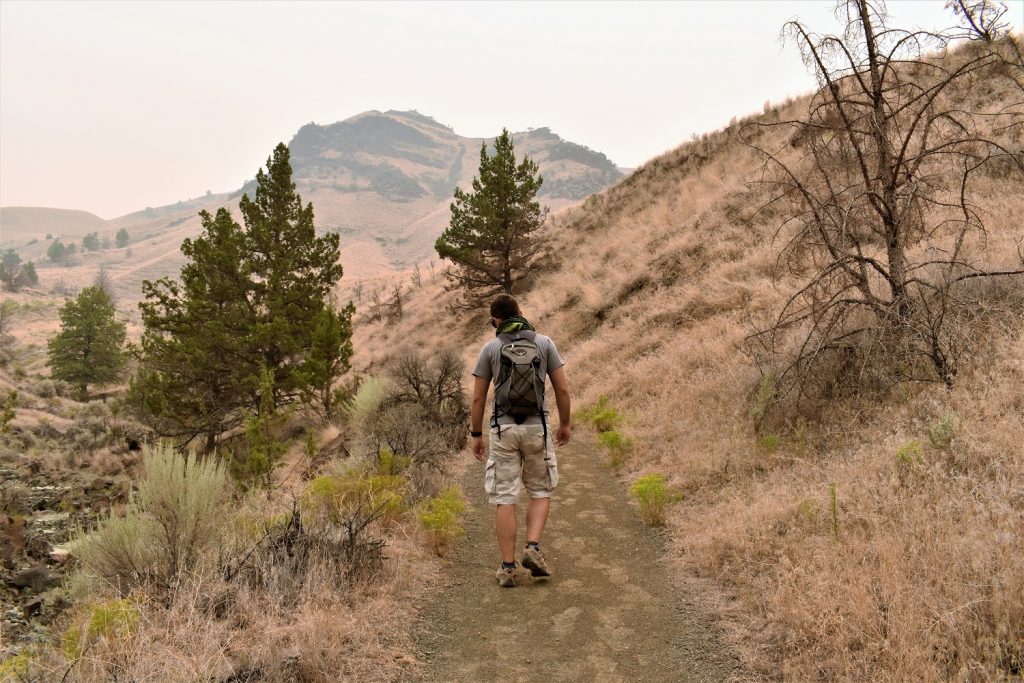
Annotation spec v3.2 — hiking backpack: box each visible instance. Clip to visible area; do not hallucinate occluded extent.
[492,331,547,434]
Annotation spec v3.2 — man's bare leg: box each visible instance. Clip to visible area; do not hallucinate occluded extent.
[525,497,550,545]
[496,504,517,563]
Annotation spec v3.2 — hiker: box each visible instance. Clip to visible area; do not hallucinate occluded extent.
[470,294,571,587]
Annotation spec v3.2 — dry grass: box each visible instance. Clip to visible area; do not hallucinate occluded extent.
[3,39,1020,683]
[21,546,427,682]
[6,461,439,682]
[525,76,1020,678]
[349,49,1024,680]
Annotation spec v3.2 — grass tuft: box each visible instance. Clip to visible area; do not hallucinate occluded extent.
[597,429,634,467]
[418,486,466,556]
[629,474,679,527]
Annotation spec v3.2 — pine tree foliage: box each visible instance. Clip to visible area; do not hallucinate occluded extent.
[47,240,66,263]
[131,143,354,447]
[435,129,547,302]
[47,286,127,397]
[0,250,21,289]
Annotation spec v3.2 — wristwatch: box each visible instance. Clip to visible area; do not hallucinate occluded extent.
[470,430,483,438]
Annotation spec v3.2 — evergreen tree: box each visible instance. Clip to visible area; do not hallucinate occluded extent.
[48,286,126,397]
[20,262,38,288]
[237,143,351,407]
[47,240,67,263]
[435,129,547,301]
[82,232,100,252]
[132,143,353,448]
[0,250,20,289]
[115,228,130,248]
[132,207,251,447]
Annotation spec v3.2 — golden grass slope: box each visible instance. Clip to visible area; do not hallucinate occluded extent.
[354,56,1024,681]
[0,207,111,246]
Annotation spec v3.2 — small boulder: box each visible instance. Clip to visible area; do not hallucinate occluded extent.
[8,566,62,593]
[50,547,72,564]
[87,475,114,492]
[22,595,44,618]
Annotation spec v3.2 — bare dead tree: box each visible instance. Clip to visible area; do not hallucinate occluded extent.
[746,0,1024,418]
[948,0,1012,43]
[411,262,422,288]
[384,348,469,452]
[369,286,383,322]
[94,264,117,305]
[388,283,403,321]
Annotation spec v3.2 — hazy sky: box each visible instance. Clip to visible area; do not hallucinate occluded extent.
[2,1,1021,219]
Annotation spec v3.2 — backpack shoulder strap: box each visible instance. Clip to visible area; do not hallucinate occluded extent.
[499,330,537,344]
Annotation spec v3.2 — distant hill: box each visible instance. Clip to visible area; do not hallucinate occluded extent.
[0,111,624,304]
[261,110,624,275]
[0,207,110,246]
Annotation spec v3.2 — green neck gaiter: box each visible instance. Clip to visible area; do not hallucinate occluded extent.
[496,316,536,336]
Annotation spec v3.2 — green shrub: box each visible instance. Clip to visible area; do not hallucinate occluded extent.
[895,439,924,467]
[301,468,408,526]
[750,371,776,423]
[1,390,16,435]
[418,486,465,555]
[597,429,634,467]
[375,446,412,476]
[32,378,59,399]
[926,415,956,450]
[73,443,229,595]
[629,474,678,526]
[795,499,818,524]
[758,434,780,452]
[895,439,926,486]
[62,599,140,661]
[577,395,622,433]
[344,376,387,428]
[0,650,39,680]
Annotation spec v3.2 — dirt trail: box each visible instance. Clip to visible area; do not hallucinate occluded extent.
[408,437,739,682]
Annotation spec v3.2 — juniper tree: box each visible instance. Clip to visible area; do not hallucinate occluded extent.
[47,240,66,263]
[48,286,126,397]
[0,250,20,289]
[132,143,354,448]
[20,262,37,288]
[435,129,547,303]
[131,207,252,447]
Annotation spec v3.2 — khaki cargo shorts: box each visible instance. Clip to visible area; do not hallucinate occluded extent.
[484,423,559,505]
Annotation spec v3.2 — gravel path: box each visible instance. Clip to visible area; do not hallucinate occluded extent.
[407,437,739,682]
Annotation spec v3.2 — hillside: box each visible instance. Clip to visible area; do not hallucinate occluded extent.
[352,42,1024,680]
[0,112,622,320]
[0,208,110,247]
[2,33,1021,682]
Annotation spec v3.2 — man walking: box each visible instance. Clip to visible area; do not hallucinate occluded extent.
[471,294,571,587]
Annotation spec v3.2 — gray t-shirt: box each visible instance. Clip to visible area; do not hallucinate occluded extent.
[473,332,564,425]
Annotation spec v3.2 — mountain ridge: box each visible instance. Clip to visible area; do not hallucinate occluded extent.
[1,110,623,291]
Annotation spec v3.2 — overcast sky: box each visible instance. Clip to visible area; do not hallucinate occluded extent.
[1,0,1021,219]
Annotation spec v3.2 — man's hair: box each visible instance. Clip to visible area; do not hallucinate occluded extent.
[490,294,520,320]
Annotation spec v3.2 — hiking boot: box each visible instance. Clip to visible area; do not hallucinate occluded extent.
[521,546,552,577]
[496,563,517,587]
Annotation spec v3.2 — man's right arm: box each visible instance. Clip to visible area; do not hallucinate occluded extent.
[470,375,490,461]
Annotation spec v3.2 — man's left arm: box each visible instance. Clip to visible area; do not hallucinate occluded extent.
[549,366,572,446]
